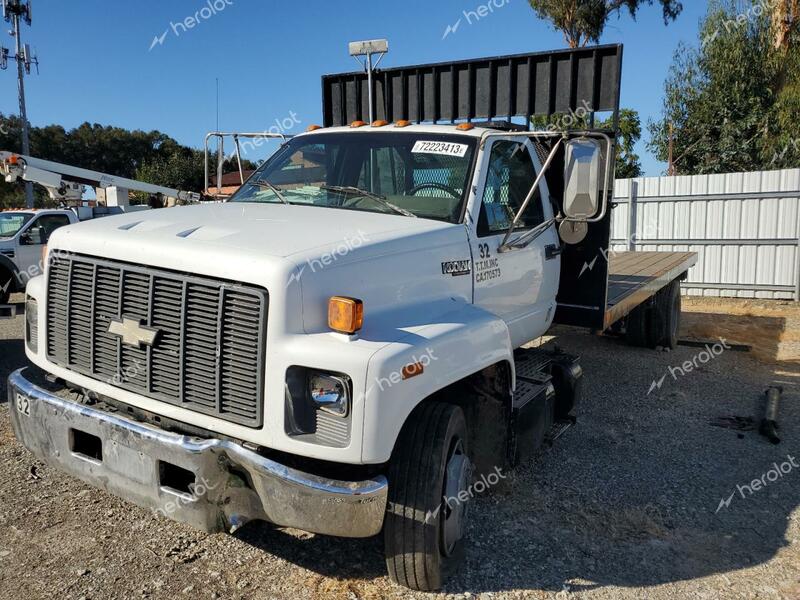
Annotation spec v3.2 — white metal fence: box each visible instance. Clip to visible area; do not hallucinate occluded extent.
[611,169,800,300]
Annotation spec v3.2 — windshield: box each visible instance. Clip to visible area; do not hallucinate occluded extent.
[0,213,32,238]
[228,132,478,223]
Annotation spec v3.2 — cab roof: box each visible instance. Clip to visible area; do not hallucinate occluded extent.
[297,122,506,139]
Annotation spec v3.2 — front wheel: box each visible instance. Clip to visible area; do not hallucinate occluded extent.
[384,402,471,591]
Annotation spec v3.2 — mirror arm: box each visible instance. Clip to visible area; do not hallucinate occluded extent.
[498,137,563,253]
[501,217,557,251]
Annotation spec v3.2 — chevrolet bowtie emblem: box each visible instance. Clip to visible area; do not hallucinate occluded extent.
[107,317,160,348]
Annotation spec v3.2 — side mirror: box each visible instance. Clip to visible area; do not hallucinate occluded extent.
[20,228,42,245]
[563,138,602,220]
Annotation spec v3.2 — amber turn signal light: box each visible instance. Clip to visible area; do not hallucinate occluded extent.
[328,297,364,334]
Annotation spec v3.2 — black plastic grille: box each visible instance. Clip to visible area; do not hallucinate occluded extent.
[46,253,267,427]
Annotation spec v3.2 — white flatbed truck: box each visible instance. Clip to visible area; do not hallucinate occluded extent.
[8,44,696,591]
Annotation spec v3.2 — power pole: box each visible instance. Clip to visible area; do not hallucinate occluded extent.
[1,0,37,208]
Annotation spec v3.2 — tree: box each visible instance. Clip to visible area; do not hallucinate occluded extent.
[529,0,683,48]
[0,114,231,207]
[648,1,800,174]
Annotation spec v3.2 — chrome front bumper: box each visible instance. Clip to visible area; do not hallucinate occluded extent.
[7,368,387,537]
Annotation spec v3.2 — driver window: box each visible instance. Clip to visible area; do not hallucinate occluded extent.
[478,141,544,236]
[21,215,71,245]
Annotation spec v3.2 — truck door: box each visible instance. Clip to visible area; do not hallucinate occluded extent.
[468,137,561,348]
[16,213,71,282]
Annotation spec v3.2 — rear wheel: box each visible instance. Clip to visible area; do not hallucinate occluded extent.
[652,281,681,349]
[626,303,650,347]
[384,402,471,591]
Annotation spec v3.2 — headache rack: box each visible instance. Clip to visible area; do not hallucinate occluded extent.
[322,44,623,129]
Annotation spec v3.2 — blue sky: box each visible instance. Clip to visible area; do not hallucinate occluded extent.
[0,0,709,176]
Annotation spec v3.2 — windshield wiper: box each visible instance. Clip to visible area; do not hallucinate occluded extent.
[320,185,417,218]
[249,179,289,204]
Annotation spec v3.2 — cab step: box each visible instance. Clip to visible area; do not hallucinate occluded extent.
[546,416,576,446]
[0,304,18,319]
[510,348,582,465]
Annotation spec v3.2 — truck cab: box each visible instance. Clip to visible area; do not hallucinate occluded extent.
[8,44,696,592]
[0,209,77,303]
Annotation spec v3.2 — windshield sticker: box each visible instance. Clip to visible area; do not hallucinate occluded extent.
[412,141,469,158]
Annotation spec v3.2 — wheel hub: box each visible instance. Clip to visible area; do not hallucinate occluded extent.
[440,439,471,555]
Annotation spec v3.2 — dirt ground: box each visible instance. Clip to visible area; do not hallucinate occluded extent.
[1,293,799,600]
[681,296,800,364]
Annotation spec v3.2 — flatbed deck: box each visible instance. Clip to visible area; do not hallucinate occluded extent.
[604,251,698,330]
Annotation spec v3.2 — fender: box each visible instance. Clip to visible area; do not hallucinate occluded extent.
[0,253,23,293]
[360,301,515,463]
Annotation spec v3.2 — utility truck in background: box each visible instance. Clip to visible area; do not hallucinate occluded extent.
[9,44,696,591]
[0,151,201,305]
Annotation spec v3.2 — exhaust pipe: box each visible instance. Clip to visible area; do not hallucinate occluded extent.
[759,386,782,445]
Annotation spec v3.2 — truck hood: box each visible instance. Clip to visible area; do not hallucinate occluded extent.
[51,202,453,258]
[48,202,474,336]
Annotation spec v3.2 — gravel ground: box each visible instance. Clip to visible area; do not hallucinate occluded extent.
[1,292,799,600]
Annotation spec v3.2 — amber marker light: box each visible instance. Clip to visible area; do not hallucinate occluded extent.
[328,296,364,334]
[402,362,424,380]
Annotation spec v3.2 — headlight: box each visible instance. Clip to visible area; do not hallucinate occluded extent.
[25,296,38,353]
[309,373,350,417]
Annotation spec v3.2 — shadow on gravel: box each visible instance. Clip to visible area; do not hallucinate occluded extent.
[227,333,800,596]
[233,522,387,580]
[0,337,26,402]
[438,334,800,596]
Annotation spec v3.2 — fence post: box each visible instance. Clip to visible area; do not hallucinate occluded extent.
[795,206,800,301]
[628,180,638,252]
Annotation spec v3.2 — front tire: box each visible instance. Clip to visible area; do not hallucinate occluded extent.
[384,402,471,591]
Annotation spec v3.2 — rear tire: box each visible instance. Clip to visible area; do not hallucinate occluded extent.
[654,281,681,349]
[384,402,471,591]
[626,304,650,347]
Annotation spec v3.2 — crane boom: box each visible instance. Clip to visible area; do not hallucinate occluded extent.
[0,151,202,204]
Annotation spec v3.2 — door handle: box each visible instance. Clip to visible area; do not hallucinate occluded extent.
[545,244,562,260]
